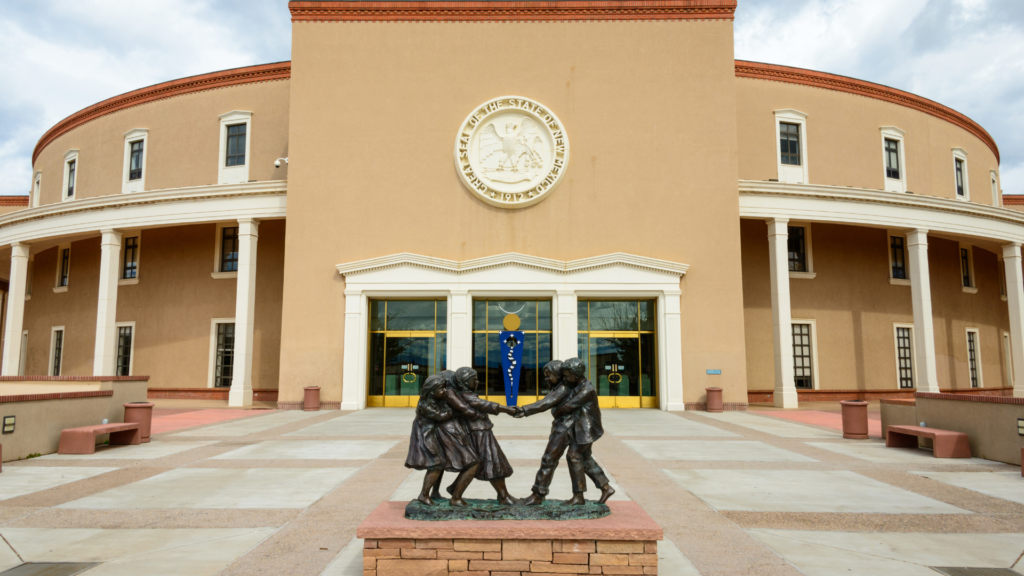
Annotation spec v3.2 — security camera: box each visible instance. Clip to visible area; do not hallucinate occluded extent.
[274,157,288,168]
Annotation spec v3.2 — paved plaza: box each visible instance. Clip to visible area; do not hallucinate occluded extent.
[0,407,1020,575]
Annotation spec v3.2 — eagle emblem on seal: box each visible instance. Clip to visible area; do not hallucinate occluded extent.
[477,118,547,183]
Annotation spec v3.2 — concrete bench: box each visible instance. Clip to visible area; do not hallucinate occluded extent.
[885,425,970,458]
[58,423,140,454]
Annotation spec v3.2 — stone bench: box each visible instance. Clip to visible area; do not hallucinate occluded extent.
[885,425,970,458]
[58,423,140,454]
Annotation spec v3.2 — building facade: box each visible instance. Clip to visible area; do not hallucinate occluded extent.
[4,0,1021,412]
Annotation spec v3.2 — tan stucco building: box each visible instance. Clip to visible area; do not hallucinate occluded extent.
[4,0,1021,411]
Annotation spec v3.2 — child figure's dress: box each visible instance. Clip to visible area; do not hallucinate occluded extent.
[405,397,479,473]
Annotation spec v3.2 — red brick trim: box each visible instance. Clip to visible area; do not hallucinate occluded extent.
[289,0,737,22]
[147,388,278,402]
[277,400,342,410]
[32,62,292,166]
[735,60,1000,164]
[1003,195,1024,205]
[0,390,113,404]
[0,376,150,381]
[751,387,1012,403]
[917,392,1024,405]
[683,401,748,411]
[880,398,916,406]
[0,196,29,207]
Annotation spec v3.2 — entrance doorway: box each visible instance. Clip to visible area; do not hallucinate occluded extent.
[367,299,447,407]
[578,300,658,408]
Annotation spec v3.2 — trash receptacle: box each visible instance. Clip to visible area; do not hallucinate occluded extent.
[303,386,321,411]
[840,400,869,439]
[124,402,155,443]
[705,387,723,413]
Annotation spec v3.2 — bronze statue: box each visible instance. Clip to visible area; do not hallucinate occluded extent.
[404,374,479,507]
[515,357,615,506]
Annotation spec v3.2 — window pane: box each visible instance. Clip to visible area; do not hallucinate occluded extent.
[639,300,656,331]
[487,300,536,331]
[787,227,806,272]
[215,323,235,387]
[486,332,503,396]
[472,332,488,391]
[640,333,656,397]
[435,332,447,372]
[370,300,386,331]
[385,300,435,331]
[473,300,487,330]
[369,333,385,396]
[589,301,638,331]
[538,333,553,395]
[116,326,133,376]
[521,332,538,397]
[577,300,589,331]
[538,300,552,331]
[435,300,447,331]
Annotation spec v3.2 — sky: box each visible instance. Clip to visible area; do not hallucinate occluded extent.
[1,0,1022,196]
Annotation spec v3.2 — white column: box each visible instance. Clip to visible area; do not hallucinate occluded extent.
[768,218,798,408]
[1002,243,1024,397]
[907,229,939,393]
[93,229,122,375]
[341,290,366,410]
[1,243,30,376]
[555,290,578,360]
[228,218,259,407]
[449,290,472,369]
[662,289,685,411]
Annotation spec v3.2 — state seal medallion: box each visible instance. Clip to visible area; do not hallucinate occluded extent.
[455,96,569,208]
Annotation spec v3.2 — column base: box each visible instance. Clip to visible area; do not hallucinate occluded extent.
[773,387,799,408]
[228,386,252,407]
[1015,385,1024,399]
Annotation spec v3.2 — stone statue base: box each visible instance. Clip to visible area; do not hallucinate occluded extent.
[405,498,610,521]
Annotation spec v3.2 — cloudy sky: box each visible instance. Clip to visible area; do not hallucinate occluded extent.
[1,0,1022,196]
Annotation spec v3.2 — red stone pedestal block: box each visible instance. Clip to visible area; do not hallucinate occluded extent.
[840,400,869,439]
[705,387,723,413]
[123,402,155,443]
[358,501,662,576]
[303,386,321,411]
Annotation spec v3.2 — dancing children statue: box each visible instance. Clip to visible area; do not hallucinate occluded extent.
[515,358,615,506]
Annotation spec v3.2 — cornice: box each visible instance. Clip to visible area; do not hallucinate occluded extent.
[337,252,689,277]
[735,60,1000,164]
[32,62,292,166]
[289,1,737,23]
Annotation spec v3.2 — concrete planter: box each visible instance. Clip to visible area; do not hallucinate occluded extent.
[123,402,155,443]
[840,400,869,439]
[303,387,321,411]
[705,387,723,413]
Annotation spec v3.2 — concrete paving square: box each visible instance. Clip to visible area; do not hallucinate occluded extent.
[601,410,740,437]
[39,441,218,460]
[492,439,551,459]
[806,441,995,466]
[58,468,357,509]
[911,471,1024,505]
[691,412,841,438]
[172,410,323,437]
[210,440,398,460]
[624,439,817,462]
[0,534,22,573]
[0,467,117,500]
[0,528,276,576]
[663,469,970,513]
[321,538,363,576]
[748,529,1024,575]
[658,538,701,576]
[287,409,413,436]
[490,413,563,436]
[392,467,629,502]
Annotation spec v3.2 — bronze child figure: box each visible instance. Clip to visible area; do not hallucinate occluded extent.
[405,374,479,507]
[515,358,615,506]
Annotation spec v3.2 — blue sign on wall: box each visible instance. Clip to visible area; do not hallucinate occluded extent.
[706,369,722,375]
[499,330,525,406]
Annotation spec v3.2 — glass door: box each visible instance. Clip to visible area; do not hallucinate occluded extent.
[578,300,658,408]
[368,299,447,407]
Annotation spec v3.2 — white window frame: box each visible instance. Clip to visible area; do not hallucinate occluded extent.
[32,171,41,208]
[880,127,907,193]
[1003,331,1013,387]
[965,327,983,388]
[991,170,1001,207]
[121,128,149,194]
[212,222,239,279]
[53,243,71,293]
[959,242,977,294]
[25,255,33,301]
[998,256,1008,301]
[119,230,141,285]
[208,318,236,388]
[887,230,911,286]
[49,326,65,376]
[774,109,809,184]
[952,148,969,201]
[18,331,27,376]
[788,222,815,279]
[61,149,79,202]
[893,323,916,389]
[114,321,136,376]
[791,318,820,390]
[218,111,252,185]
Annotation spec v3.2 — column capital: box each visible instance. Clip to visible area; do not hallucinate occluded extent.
[1002,242,1023,259]
[906,229,929,246]
[766,218,790,236]
[99,229,123,245]
[9,243,29,259]
[450,289,469,296]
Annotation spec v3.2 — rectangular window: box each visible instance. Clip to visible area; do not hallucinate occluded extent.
[896,326,914,389]
[792,323,813,389]
[220,227,239,272]
[1000,260,1007,298]
[58,248,70,287]
[891,236,907,280]
[51,329,64,376]
[576,299,657,407]
[966,330,980,388]
[780,122,801,166]
[225,124,246,167]
[368,299,449,406]
[961,247,972,288]
[470,300,552,399]
[116,325,133,376]
[884,138,901,180]
[66,160,76,198]
[128,140,144,180]
[788,226,807,272]
[214,323,235,387]
[122,237,138,280]
[955,158,966,197]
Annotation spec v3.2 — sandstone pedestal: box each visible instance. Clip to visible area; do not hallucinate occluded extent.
[358,500,662,576]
